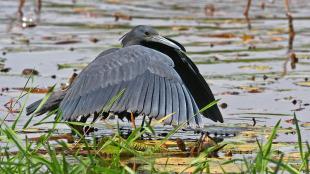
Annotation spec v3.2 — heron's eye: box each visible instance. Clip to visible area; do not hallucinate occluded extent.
[145,32,150,36]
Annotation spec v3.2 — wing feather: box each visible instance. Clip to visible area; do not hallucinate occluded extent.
[150,75,160,118]
[137,72,150,113]
[157,77,166,119]
[182,85,195,126]
[59,45,204,127]
[171,83,179,125]
[176,83,187,125]
[164,79,173,125]
[143,72,155,115]
[127,75,145,112]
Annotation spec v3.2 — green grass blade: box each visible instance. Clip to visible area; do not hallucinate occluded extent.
[11,88,31,130]
[294,113,306,172]
[255,120,281,173]
[159,100,219,146]
[0,75,33,127]
[267,158,299,174]
[23,85,56,129]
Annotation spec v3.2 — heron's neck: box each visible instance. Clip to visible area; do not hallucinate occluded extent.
[122,39,142,48]
[141,41,178,58]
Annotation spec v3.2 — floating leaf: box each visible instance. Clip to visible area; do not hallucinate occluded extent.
[268,28,286,35]
[57,63,88,69]
[295,81,310,87]
[0,57,6,63]
[13,87,50,94]
[285,119,298,124]
[0,67,11,73]
[42,36,57,41]
[22,69,39,75]
[242,34,255,43]
[297,54,310,59]
[89,37,99,43]
[172,26,190,31]
[21,128,48,133]
[72,7,93,13]
[224,143,256,154]
[280,152,306,162]
[207,33,236,38]
[238,86,264,93]
[114,12,132,21]
[238,65,272,71]
[271,36,286,41]
[204,4,215,16]
[55,40,80,45]
[138,140,177,147]
[301,122,310,128]
[240,130,259,138]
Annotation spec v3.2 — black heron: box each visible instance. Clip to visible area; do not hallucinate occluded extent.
[27,25,223,129]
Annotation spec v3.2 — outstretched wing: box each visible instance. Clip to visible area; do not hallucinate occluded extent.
[25,48,119,116]
[59,45,203,127]
[141,40,224,123]
[175,50,224,123]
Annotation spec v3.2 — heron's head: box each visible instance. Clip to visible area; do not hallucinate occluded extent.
[120,25,184,51]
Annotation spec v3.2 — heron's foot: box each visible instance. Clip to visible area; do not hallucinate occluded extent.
[84,126,98,135]
[70,124,84,136]
[130,112,136,129]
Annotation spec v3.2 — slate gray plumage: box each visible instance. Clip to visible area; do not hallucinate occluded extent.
[60,45,201,126]
[26,25,223,128]
[26,90,66,116]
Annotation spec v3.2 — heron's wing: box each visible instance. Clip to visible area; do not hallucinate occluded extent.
[141,40,223,123]
[26,48,119,116]
[175,50,223,123]
[59,45,202,127]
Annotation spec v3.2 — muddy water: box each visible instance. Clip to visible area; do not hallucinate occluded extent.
[0,0,309,156]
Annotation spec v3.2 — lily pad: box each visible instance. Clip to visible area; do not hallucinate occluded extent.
[13,87,50,94]
[241,34,255,43]
[224,143,257,154]
[148,157,243,173]
[238,65,272,71]
[295,81,310,87]
[0,57,6,63]
[20,128,49,133]
[301,122,310,127]
[238,86,264,93]
[57,63,88,69]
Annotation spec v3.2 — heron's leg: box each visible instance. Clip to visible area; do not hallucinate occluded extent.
[130,112,136,129]
[148,117,153,126]
[70,115,89,135]
[143,117,153,140]
[141,114,146,128]
[140,114,147,137]
[84,112,99,135]
[141,117,153,131]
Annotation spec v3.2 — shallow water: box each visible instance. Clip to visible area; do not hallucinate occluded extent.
[0,0,309,166]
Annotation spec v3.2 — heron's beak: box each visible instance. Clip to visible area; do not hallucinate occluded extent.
[148,35,182,50]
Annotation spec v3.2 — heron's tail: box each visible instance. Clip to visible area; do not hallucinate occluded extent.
[26,99,42,115]
[26,90,66,116]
